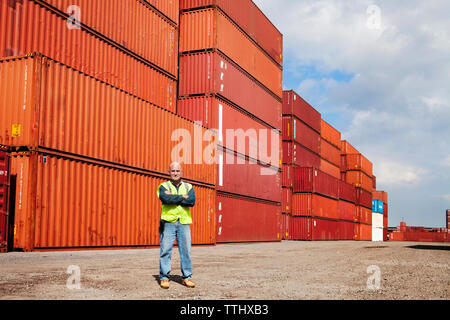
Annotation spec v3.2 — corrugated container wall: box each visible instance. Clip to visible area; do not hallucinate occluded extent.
[282,117,321,155]
[10,152,216,251]
[293,167,339,199]
[292,193,338,220]
[321,119,341,149]
[179,8,282,98]
[216,193,281,243]
[290,216,339,241]
[177,96,281,166]
[217,148,281,203]
[282,141,321,168]
[0,55,216,186]
[178,51,282,130]
[39,0,179,76]
[282,90,321,134]
[0,0,176,111]
[180,0,283,67]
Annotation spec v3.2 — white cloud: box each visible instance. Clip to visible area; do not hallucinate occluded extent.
[374,159,428,187]
[442,156,450,167]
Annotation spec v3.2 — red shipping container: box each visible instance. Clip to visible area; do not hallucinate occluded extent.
[356,187,373,209]
[290,216,339,241]
[293,167,339,199]
[178,51,282,130]
[292,193,338,220]
[180,0,283,67]
[320,158,341,180]
[282,187,292,214]
[0,54,215,186]
[359,224,372,241]
[372,175,377,190]
[177,96,281,167]
[216,193,281,243]
[372,190,388,204]
[341,153,373,177]
[180,8,282,98]
[282,116,320,155]
[282,90,321,133]
[0,0,176,111]
[339,180,357,203]
[321,119,341,149]
[338,201,357,222]
[282,141,321,168]
[338,220,356,240]
[217,148,281,202]
[282,163,296,188]
[357,206,372,225]
[40,0,179,76]
[9,151,216,251]
[280,213,291,240]
[0,149,9,251]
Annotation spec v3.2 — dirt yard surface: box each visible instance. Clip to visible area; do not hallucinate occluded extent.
[0,240,449,300]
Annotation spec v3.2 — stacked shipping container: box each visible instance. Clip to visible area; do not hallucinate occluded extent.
[178,0,283,243]
[373,190,388,241]
[0,1,219,251]
[389,222,448,243]
[340,140,374,241]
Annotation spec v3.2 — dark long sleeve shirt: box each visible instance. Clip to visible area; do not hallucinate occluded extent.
[158,181,196,207]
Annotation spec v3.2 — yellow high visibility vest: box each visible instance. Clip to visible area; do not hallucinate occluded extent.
[157,181,193,224]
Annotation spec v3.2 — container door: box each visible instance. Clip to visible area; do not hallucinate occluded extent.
[0,150,9,252]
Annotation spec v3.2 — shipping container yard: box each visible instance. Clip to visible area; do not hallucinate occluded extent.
[0,0,448,254]
[0,0,449,303]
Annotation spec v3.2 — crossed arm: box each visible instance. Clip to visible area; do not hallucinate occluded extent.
[158,185,196,207]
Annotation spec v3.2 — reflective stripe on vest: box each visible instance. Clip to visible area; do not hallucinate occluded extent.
[157,181,193,225]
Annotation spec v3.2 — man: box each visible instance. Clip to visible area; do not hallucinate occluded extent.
[157,162,196,289]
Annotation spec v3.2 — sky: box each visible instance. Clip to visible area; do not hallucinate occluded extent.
[253,0,450,228]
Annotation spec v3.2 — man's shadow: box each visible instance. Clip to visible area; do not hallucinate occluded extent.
[152,274,183,285]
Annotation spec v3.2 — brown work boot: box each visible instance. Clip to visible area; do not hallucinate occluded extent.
[181,279,196,288]
[160,279,170,289]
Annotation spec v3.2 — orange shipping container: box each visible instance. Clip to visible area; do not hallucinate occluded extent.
[320,158,340,180]
[292,193,338,220]
[373,190,388,204]
[342,153,373,177]
[0,54,215,185]
[9,151,216,252]
[355,223,372,241]
[344,170,374,192]
[0,0,176,110]
[40,0,179,76]
[357,206,372,225]
[179,8,282,98]
[321,120,341,149]
[320,138,340,166]
[340,140,359,154]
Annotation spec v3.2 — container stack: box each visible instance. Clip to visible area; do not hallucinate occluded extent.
[340,141,374,240]
[0,0,218,251]
[178,0,283,243]
[372,191,388,241]
[281,90,324,240]
[389,222,448,242]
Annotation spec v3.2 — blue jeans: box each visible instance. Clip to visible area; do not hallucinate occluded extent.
[159,220,193,281]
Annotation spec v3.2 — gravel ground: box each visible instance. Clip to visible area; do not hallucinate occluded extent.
[0,240,449,300]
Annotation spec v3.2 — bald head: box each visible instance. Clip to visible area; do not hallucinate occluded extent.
[169,162,182,184]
